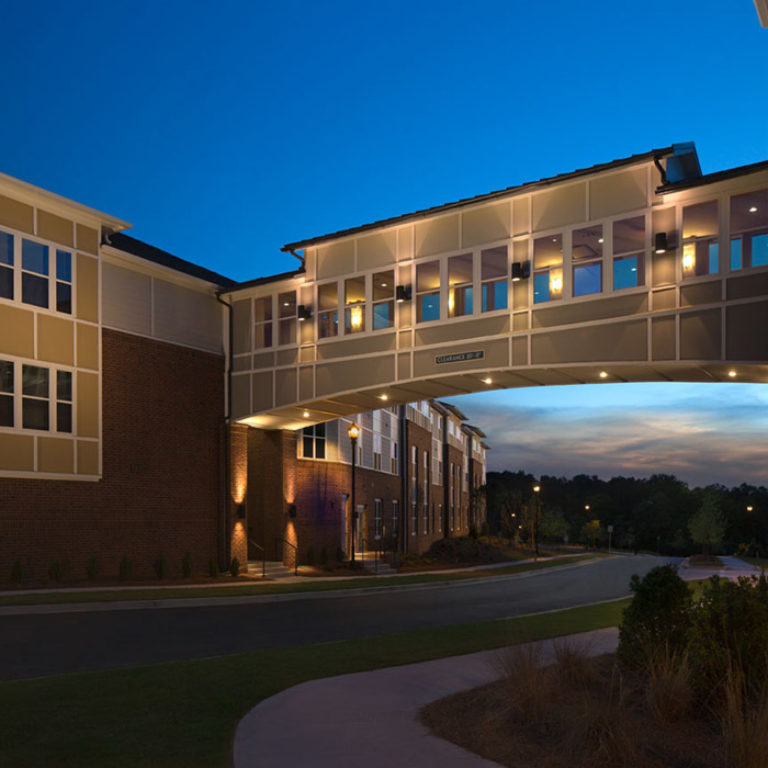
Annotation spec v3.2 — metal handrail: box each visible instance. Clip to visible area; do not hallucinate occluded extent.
[248,538,266,577]
[275,537,298,576]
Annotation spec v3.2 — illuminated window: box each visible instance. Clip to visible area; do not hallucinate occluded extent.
[730,189,768,271]
[344,275,366,334]
[372,269,394,330]
[572,225,603,296]
[56,250,72,314]
[301,422,326,459]
[21,240,49,309]
[278,291,296,345]
[317,281,339,338]
[682,201,719,277]
[448,253,473,317]
[416,260,440,322]
[481,246,508,312]
[613,216,646,289]
[253,296,273,349]
[22,365,49,430]
[533,234,563,303]
[0,359,13,427]
[0,232,14,300]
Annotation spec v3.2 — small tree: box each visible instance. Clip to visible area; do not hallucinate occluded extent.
[539,506,568,542]
[689,492,726,555]
[582,519,602,549]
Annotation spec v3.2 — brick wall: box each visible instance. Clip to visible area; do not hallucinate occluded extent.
[0,329,225,584]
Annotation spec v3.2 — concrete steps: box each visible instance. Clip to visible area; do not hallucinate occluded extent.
[247,560,296,578]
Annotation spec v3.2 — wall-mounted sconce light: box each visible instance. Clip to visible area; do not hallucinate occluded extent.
[298,304,312,321]
[654,232,669,254]
[511,261,531,281]
[236,503,246,519]
[396,285,412,303]
[287,503,297,518]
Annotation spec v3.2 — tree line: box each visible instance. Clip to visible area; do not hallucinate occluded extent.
[484,470,768,556]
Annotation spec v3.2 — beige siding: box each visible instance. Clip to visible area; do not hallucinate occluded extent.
[589,167,647,219]
[531,320,647,364]
[0,193,34,233]
[77,440,99,475]
[76,323,99,370]
[76,223,99,254]
[76,371,99,438]
[37,314,74,366]
[0,304,34,358]
[37,210,74,247]
[680,309,721,360]
[357,230,396,270]
[461,201,510,247]
[532,183,587,231]
[0,433,35,472]
[38,437,74,474]
[102,262,152,335]
[153,279,222,353]
[76,253,99,322]
[316,239,355,278]
[414,214,459,257]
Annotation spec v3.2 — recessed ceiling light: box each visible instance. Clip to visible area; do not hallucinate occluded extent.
[749,206,758,213]
[379,394,388,400]
[482,377,492,384]
[381,282,387,287]
[728,370,737,378]
[598,237,604,244]
[552,238,557,243]
[302,410,310,418]
[599,371,608,379]
[284,302,290,307]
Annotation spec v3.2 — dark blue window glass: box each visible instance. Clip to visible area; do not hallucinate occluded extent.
[22,273,48,308]
[56,250,71,281]
[56,283,72,314]
[420,294,440,321]
[0,232,13,266]
[730,238,742,270]
[533,272,550,303]
[708,243,719,274]
[22,240,48,275]
[614,255,639,290]
[482,281,507,311]
[573,263,601,296]
[373,301,392,330]
[752,234,768,267]
[0,266,12,299]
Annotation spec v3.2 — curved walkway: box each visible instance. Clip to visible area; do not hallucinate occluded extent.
[234,627,619,768]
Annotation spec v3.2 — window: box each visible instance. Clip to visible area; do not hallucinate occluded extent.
[392,500,399,539]
[278,291,297,345]
[0,231,13,300]
[423,450,429,533]
[373,434,382,470]
[730,190,768,270]
[344,275,365,334]
[416,260,440,322]
[481,246,507,312]
[301,422,326,459]
[533,234,563,303]
[22,365,49,430]
[391,440,398,474]
[572,225,602,296]
[317,282,339,338]
[612,216,645,289]
[682,201,719,277]
[0,360,13,426]
[21,240,49,308]
[57,371,72,432]
[438,503,443,533]
[372,270,395,330]
[56,250,72,314]
[374,499,382,539]
[448,253,473,317]
[253,296,272,349]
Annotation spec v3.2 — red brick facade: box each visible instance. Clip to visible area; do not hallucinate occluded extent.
[0,329,225,583]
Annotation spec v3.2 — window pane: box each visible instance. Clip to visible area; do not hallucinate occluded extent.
[534,234,562,268]
[416,261,440,292]
[482,280,507,311]
[372,270,394,302]
[752,234,768,267]
[315,439,325,459]
[573,225,603,261]
[0,265,12,300]
[22,240,48,275]
[318,282,338,311]
[22,365,48,397]
[345,305,365,333]
[254,322,272,348]
[316,422,325,437]
[418,292,440,321]
[613,216,645,254]
[57,402,72,433]
[0,360,12,393]
[708,242,719,274]
[0,232,13,266]
[373,300,393,330]
[23,398,49,430]
[614,255,642,290]
[56,250,72,282]
[302,434,313,457]
[573,263,601,296]
[344,276,365,304]
[57,371,72,401]
[448,253,473,286]
[533,272,550,303]
[730,189,768,232]
[683,201,718,239]
[481,247,507,280]
[22,272,48,308]
[253,296,272,323]
[318,310,338,338]
[278,291,296,318]
[279,318,296,345]
[448,284,472,317]
[0,394,12,427]
[731,238,743,270]
[56,282,72,314]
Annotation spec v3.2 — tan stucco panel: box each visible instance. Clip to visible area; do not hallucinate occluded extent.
[0,433,34,472]
[397,226,413,261]
[76,322,99,370]
[397,352,411,380]
[252,371,274,411]
[726,301,768,361]
[276,349,298,367]
[532,183,586,232]
[76,253,99,322]
[232,299,252,355]
[531,319,647,364]
[589,167,647,219]
[232,354,252,372]
[727,272,768,301]
[317,239,355,279]
[38,436,74,474]
[0,303,34,357]
[414,315,509,347]
[512,197,530,235]
[513,312,529,331]
[77,440,99,475]
[533,293,647,329]
[681,281,721,307]
[0,193,34,234]
[357,230,396,270]
[37,210,74,247]
[316,332,396,361]
[252,351,275,369]
[512,278,529,311]
[231,373,251,418]
[680,309,721,361]
[299,366,314,401]
[652,288,677,311]
[37,314,74,366]
[274,369,297,407]
[651,316,676,360]
[76,371,99,437]
[512,336,528,365]
[75,223,99,254]
[461,201,510,248]
[652,252,676,286]
[414,214,459,257]
[316,355,395,397]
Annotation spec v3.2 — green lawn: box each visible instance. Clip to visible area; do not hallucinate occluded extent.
[742,556,768,569]
[0,597,628,768]
[0,554,598,606]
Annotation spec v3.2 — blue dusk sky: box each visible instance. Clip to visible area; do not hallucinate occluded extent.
[2,1,767,487]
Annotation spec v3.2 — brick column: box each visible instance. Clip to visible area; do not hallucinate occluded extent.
[228,423,249,571]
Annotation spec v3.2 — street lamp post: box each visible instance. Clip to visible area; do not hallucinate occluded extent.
[532,484,541,559]
[348,423,360,563]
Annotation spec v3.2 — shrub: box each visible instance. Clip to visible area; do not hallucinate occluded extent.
[645,643,692,722]
[720,657,768,768]
[617,564,692,668]
[336,547,345,563]
[153,554,166,580]
[551,636,599,688]
[320,547,328,565]
[230,556,240,577]
[182,551,192,578]
[495,642,550,724]
[425,536,507,564]
[305,547,315,566]
[469,522,479,539]
[48,560,63,582]
[10,560,22,584]
[119,555,132,581]
[208,557,218,578]
[86,555,99,581]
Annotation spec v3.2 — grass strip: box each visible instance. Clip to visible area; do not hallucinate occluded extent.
[0,597,628,768]
[0,554,598,606]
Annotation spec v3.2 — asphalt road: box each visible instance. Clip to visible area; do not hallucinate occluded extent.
[0,555,668,681]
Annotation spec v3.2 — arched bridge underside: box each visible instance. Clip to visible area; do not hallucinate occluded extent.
[226,145,768,430]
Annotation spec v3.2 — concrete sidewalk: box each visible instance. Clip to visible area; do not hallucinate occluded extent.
[678,555,763,582]
[234,627,619,768]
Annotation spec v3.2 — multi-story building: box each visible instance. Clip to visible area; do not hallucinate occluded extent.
[2,141,768,581]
